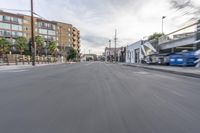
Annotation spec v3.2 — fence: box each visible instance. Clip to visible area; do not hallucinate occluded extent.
[0,54,66,66]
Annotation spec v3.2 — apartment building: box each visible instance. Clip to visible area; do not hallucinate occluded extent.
[0,11,24,49]
[72,27,80,54]
[0,11,80,55]
[57,22,73,53]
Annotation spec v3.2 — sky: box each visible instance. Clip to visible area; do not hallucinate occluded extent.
[0,0,199,55]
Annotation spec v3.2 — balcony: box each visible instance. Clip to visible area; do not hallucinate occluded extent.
[1,18,22,25]
[0,31,11,37]
[73,37,77,41]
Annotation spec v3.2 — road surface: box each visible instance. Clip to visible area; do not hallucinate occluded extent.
[0,62,200,133]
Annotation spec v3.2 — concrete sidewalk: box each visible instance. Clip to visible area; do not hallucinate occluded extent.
[125,63,200,78]
[0,63,64,71]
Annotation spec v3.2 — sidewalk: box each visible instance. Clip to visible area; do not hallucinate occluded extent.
[0,63,64,71]
[125,63,200,78]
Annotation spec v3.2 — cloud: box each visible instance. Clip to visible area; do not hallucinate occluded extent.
[170,0,194,9]
[81,35,109,47]
[1,0,199,55]
[169,0,200,21]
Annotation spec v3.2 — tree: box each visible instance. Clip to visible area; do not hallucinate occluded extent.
[15,36,28,55]
[35,35,44,56]
[67,48,77,60]
[0,38,10,56]
[148,33,164,41]
[48,41,57,56]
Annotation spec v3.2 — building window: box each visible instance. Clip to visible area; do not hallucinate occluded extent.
[12,24,22,31]
[39,29,48,34]
[38,22,48,28]
[46,36,56,41]
[11,17,22,24]
[0,22,11,30]
[2,16,10,22]
[48,24,55,30]
[0,30,11,37]
[48,30,56,36]
[0,15,2,21]
[0,30,3,36]
[12,31,23,37]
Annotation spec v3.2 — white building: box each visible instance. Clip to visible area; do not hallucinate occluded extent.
[105,48,115,62]
[81,54,97,62]
[126,41,143,64]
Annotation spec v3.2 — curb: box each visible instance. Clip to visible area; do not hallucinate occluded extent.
[124,64,200,79]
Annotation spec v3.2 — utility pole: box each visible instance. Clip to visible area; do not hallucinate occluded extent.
[114,29,117,63]
[31,0,35,66]
[109,40,111,62]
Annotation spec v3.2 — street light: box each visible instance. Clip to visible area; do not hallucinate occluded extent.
[162,16,166,34]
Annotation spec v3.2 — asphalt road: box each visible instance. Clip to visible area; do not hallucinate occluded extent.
[0,62,200,133]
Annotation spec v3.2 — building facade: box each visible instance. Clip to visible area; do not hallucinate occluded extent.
[0,11,80,55]
[72,27,80,54]
[0,11,24,50]
[126,41,143,64]
[56,22,73,52]
[105,47,126,62]
[81,54,97,62]
[105,47,115,62]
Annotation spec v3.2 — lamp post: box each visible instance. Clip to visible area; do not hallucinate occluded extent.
[162,16,166,34]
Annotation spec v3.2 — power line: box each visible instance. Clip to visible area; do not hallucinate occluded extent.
[33,12,47,20]
[0,7,47,20]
